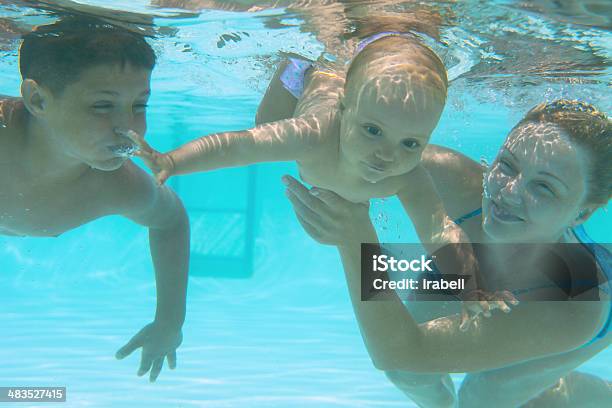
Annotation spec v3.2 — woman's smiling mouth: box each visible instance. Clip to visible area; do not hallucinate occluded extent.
[491,200,525,223]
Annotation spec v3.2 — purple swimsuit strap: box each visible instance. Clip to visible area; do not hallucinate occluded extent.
[356,31,415,54]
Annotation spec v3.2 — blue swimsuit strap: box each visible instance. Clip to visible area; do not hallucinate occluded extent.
[453,207,482,226]
[572,225,612,345]
[452,208,612,345]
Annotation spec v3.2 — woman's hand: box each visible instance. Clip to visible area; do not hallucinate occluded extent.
[282,175,372,245]
[117,128,175,184]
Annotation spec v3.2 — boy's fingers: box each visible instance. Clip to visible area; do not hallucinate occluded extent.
[138,352,154,376]
[149,358,164,383]
[116,336,143,359]
[167,351,177,370]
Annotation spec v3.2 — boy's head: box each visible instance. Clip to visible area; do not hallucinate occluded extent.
[338,35,447,183]
[19,16,156,171]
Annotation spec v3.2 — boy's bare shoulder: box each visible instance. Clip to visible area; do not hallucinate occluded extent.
[96,161,184,228]
[0,97,27,156]
[95,160,159,214]
[0,95,21,127]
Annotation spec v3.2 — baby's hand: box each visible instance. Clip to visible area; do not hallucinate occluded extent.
[115,321,183,382]
[115,128,174,184]
[459,289,519,331]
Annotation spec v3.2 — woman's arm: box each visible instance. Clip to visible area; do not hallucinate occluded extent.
[420,144,484,220]
[283,176,606,373]
[339,239,602,373]
[459,333,610,407]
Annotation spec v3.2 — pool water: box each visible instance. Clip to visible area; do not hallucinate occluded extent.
[0,1,610,407]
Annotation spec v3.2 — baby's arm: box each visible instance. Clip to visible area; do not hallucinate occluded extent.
[397,164,470,254]
[128,114,327,183]
[107,161,189,382]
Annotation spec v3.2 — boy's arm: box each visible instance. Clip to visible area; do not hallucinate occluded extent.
[130,114,328,183]
[109,161,189,382]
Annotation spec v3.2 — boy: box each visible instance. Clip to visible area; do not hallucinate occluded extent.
[0,17,188,383]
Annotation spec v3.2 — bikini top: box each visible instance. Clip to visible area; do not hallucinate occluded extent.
[453,208,611,345]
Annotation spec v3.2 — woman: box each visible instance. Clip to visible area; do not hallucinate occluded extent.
[283,100,611,407]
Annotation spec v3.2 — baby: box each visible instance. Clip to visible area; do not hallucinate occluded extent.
[137,34,448,224]
[132,33,514,318]
[1,17,189,382]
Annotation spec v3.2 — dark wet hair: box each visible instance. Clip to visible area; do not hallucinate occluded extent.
[344,34,448,105]
[517,99,611,206]
[19,16,156,95]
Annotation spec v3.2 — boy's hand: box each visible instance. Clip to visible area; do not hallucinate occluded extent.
[459,290,519,331]
[116,128,175,184]
[115,321,183,382]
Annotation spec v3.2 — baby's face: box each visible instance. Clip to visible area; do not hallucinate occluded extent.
[43,63,151,171]
[339,76,444,183]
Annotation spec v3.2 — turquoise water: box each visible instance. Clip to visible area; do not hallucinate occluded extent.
[1,1,611,407]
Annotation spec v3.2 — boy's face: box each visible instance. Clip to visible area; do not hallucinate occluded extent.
[339,75,444,183]
[42,63,151,171]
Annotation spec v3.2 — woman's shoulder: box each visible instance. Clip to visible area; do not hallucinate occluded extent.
[421,144,484,219]
[422,144,482,177]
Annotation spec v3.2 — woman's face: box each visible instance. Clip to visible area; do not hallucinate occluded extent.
[482,121,591,242]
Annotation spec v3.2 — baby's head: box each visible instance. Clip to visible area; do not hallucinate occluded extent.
[338,35,447,183]
[19,16,156,171]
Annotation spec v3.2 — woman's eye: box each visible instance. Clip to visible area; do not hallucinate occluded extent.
[499,160,514,174]
[536,182,555,197]
[92,103,113,111]
[133,104,149,113]
[402,139,420,150]
[363,124,382,137]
